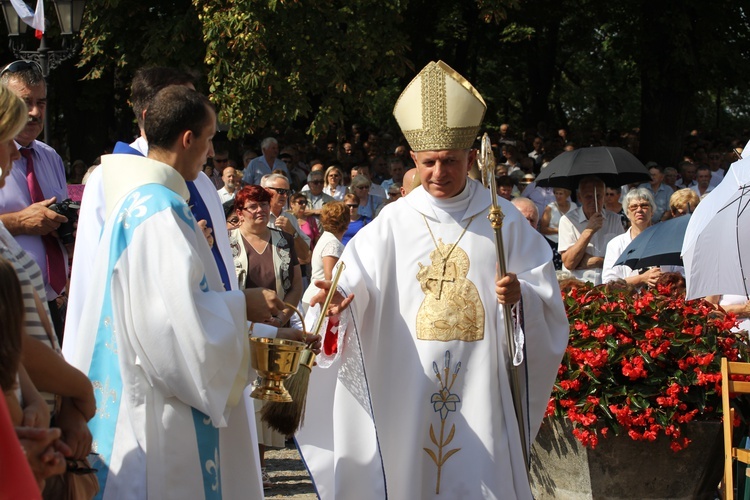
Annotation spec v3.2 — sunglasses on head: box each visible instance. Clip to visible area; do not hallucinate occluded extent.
[0,60,43,77]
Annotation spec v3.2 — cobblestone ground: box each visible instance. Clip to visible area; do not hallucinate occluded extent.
[264,443,317,499]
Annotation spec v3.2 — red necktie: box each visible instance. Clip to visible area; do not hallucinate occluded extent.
[21,148,66,294]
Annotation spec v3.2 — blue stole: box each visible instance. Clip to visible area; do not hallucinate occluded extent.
[185,181,232,291]
[88,184,221,499]
[112,142,231,292]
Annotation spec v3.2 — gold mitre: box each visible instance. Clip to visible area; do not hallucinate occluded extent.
[393,60,486,152]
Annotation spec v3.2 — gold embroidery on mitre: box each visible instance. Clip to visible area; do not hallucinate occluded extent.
[393,60,487,152]
[416,242,484,341]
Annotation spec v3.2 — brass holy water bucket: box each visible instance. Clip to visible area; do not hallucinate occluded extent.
[249,337,306,402]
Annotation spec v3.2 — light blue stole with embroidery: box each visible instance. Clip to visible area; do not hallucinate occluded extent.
[87,183,221,499]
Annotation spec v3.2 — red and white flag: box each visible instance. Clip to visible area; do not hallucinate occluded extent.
[10,0,44,38]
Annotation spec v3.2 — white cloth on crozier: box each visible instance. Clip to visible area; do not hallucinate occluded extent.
[297,178,569,500]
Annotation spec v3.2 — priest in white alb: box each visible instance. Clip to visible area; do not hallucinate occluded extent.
[297,61,569,499]
[69,86,317,499]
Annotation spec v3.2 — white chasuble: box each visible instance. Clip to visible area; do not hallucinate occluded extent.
[298,179,569,500]
[70,157,262,500]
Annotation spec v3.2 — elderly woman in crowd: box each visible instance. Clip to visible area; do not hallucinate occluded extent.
[540,187,576,270]
[302,201,350,310]
[349,174,383,219]
[228,185,302,487]
[323,165,347,200]
[602,188,662,286]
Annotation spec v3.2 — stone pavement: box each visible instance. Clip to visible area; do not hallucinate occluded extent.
[264,443,317,499]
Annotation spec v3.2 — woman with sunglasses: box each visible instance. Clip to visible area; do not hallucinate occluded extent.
[289,193,320,288]
[323,165,347,201]
[228,185,302,487]
[341,193,370,245]
[348,175,383,220]
[289,193,320,250]
[602,188,662,286]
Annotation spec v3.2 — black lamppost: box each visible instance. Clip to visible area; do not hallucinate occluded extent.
[0,0,86,144]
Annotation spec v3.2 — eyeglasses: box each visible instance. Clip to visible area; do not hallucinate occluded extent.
[628,203,651,212]
[294,200,308,206]
[227,216,240,226]
[346,204,359,208]
[242,202,270,213]
[213,158,229,164]
[309,180,324,185]
[0,60,43,77]
[266,187,291,196]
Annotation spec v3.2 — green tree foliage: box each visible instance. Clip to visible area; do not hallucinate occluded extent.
[78,0,204,77]
[195,0,410,139]
[67,0,750,163]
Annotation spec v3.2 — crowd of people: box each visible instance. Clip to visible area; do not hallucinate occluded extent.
[0,54,748,500]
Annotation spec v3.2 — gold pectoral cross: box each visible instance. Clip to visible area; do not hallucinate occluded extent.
[426,261,454,299]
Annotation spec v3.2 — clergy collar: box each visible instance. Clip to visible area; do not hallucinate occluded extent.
[101,154,190,219]
[406,178,491,222]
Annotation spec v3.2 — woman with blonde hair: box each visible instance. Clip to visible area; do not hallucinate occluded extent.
[669,188,701,217]
[0,83,93,492]
[0,82,27,183]
[302,201,350,309]
[323,165,347,200]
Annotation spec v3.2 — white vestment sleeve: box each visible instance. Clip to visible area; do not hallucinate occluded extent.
[115,209,248,427]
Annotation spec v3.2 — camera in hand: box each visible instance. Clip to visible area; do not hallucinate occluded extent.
[49,199,80,245]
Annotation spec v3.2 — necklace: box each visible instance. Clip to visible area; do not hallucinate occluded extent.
[242,230,270,255]
[421,214,476,299]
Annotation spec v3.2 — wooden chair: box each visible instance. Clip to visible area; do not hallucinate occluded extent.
[721,358,750,500]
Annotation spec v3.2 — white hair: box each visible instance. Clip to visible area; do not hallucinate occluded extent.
[261,173,288,187]
[260,137,278,151]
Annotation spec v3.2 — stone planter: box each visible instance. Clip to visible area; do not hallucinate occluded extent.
[530,417,723,500]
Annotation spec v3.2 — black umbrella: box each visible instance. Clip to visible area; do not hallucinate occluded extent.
[535,146,651,189]
[614,214,690,270]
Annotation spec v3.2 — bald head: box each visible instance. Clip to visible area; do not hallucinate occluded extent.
[401,168,420,196]
[512,197,539,229]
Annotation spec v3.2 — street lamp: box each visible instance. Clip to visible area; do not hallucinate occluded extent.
[0,0,86,144]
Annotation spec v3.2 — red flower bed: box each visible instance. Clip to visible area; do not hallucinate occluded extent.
[546,280,749,451]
